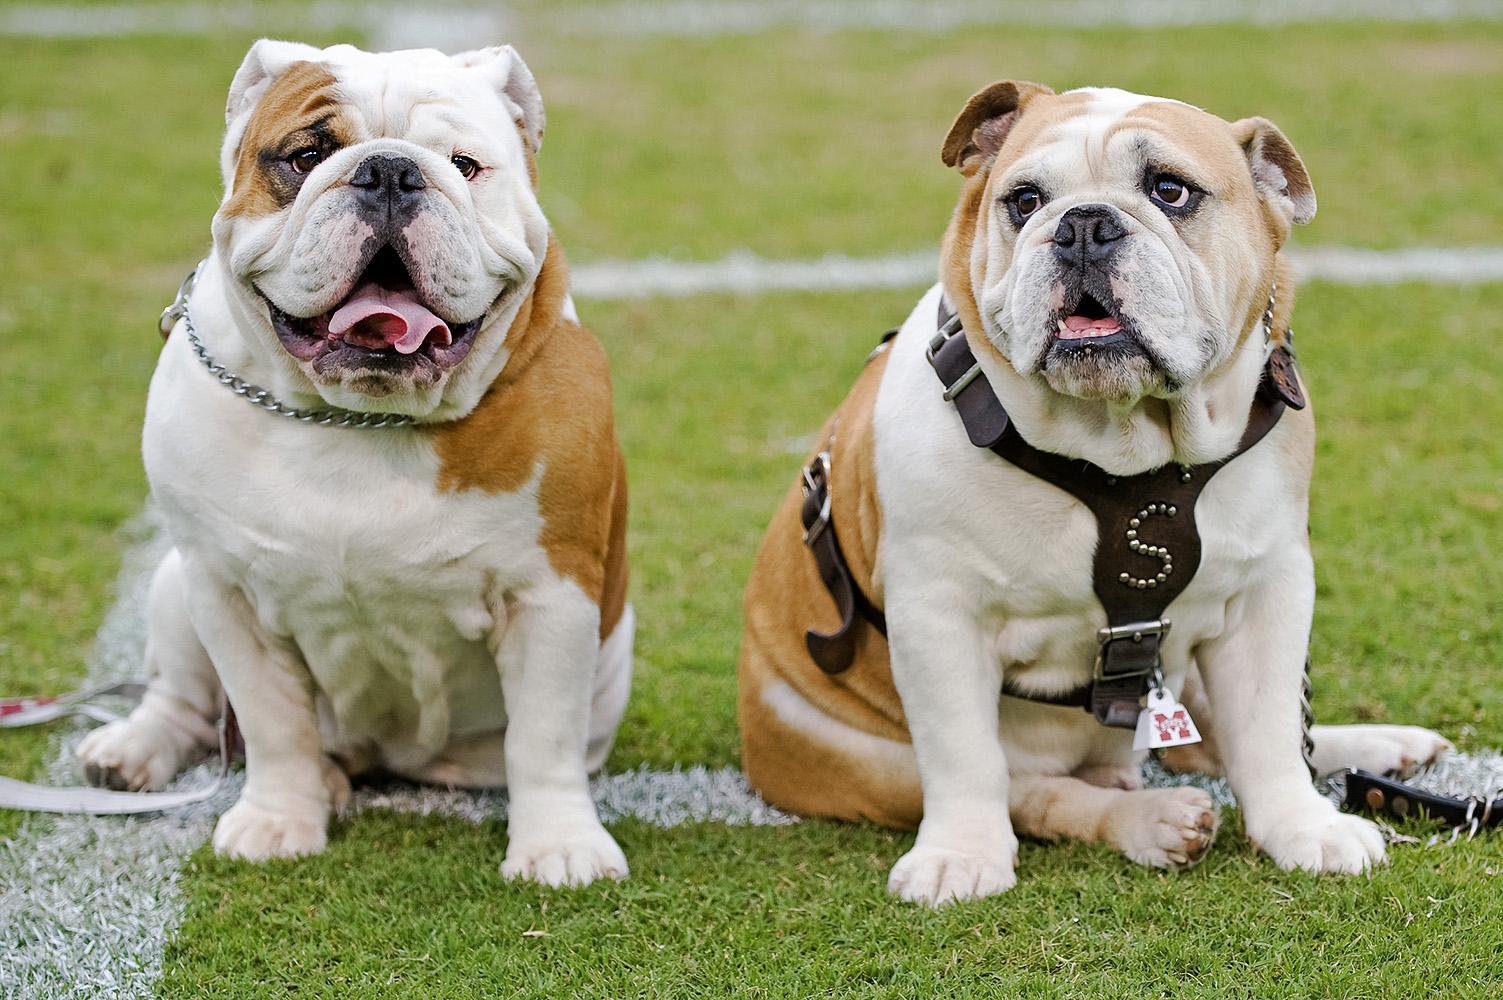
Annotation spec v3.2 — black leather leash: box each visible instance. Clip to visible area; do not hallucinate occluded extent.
[1344,770,1502,836]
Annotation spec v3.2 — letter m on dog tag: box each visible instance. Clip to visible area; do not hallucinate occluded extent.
[1133,689,1202,750]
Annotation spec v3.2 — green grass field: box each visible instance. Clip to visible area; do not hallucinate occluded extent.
[3,6,1502,997]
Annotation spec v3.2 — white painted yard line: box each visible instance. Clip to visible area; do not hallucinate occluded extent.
[568,245,1503,300]
[0,2,515,50]
[3,0,1502,44]
[543,0,1503,37]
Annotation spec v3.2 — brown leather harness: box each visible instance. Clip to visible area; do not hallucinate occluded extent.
[801,296,1306,730]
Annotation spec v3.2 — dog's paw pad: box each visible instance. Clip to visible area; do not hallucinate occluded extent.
[212,801,328,861]
[887,845,1018,907]
[502,828,628,888]
[1259,809,1387,874]
[76,718,187,792]
[1113,787,1220,870]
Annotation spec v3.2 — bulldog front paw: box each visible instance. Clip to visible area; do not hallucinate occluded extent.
[1255,805,1386,874]
[1107,787,1220,870]
[502,825,628,888]
[77,717,193,792]
[887,844,1018,906]
[213,800,329,861]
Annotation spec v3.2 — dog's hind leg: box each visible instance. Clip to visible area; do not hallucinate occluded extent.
[1306,724,1453,778]
[77,547,222,791]
[1010,774,1220,870]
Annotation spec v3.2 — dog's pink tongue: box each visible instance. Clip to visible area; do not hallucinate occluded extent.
[328,282,451,354]
[1059,315,1122,340]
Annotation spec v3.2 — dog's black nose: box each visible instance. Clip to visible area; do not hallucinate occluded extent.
[1052,205,1126,264]
[349,155,427,220]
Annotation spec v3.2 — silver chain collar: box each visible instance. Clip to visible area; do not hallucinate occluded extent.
[160,261,417,430]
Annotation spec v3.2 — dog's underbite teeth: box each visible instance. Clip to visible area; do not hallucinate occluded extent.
[1056,293,1123,340]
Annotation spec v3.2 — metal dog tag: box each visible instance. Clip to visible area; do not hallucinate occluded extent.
[1132,687,1202,751]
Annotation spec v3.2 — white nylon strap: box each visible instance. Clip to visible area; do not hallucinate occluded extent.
[0,682,231,815]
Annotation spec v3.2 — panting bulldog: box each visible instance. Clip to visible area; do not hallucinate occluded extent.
[738,82,1452,905]
[75,41,633,886]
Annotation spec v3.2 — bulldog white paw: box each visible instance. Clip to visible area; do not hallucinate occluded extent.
[1108,787,1220,870]
[502,827,628,888]
[213,800,329,861]
[77,717,193,792]
[1256,806,1386,874]
[887,845,1018,906]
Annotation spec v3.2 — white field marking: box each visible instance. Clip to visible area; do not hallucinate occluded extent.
[541,0,1503,36]
[3,0,1502,44]
[569,245,1503,300]
[0,2,515,51]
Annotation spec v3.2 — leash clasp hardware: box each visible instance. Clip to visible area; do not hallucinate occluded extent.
[159,259,205,338]
[1093,619,1171,683]
[800,451,834,545]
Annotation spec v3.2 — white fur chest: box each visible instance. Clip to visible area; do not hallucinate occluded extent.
[143,324,554,757]
[872,286,1310,763]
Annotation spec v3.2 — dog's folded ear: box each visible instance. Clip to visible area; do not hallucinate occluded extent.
[225,39,326,126]
[453,46,546,153]
[1231,117,1317,227]
[942,80,1055,176]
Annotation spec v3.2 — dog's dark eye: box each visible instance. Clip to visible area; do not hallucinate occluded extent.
[1006,186,1046,227]
[287,148,323,174]
[451,155,481,180]
[1149,174,1199,212]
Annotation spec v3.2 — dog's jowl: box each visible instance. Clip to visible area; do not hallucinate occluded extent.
[76,41,633,887]
[737,82,1451,905]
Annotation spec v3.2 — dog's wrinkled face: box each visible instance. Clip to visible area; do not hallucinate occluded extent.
[943,83,1316,402]
[210,41,550,415]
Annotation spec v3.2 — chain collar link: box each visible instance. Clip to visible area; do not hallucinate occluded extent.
[162,261,418,430]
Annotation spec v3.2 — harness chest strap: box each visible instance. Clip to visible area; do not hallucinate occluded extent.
[801,300,1304,729]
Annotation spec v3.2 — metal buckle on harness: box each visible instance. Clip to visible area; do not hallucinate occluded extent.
[925,313,981,401]
[801,451,833,545]
[1093,619,1171,682]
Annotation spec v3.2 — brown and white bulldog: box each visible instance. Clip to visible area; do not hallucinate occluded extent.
[738,82,1451,905]
[76,41,633,887]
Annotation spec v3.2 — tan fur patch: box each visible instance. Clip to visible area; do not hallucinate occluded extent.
[430,239,628,639]
[221,61,358,221]
[738,345,925,826]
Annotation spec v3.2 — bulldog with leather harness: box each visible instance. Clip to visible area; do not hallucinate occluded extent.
[740,82,1461,904]
[805,291,1301,735]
